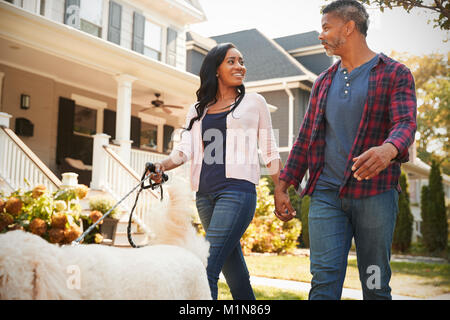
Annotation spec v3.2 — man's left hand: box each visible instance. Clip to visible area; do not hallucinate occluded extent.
[352,143,398,181]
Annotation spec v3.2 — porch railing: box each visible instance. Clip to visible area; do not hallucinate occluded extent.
[0,126,61,193]
[91,134,162,237]
[108,144,191,183]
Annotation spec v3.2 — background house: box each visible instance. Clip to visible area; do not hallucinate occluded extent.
[0,0,206,186]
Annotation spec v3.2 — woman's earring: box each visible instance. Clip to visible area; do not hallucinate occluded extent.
[216,74,219,78]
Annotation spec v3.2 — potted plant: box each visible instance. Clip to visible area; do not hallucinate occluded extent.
[88,195,120,244]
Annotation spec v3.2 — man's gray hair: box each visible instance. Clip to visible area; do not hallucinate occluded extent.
[322,0,370,37]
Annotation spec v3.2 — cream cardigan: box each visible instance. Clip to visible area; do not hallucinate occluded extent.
[170,92,280,192]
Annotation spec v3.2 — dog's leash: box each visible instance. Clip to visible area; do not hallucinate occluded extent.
[127,163,168,248]
[72,162,168,247]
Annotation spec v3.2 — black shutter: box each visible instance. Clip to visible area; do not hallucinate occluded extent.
[132,12,145,54]
[64,0,80,29]
[130,116,141,148]
[103,109,116,142]
[163,125,174,153]
[108,1,122,45]
[56,97,75,165]
[166,27,177,66]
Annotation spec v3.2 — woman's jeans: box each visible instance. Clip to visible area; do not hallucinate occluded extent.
[308,188,399,300]
[196,190,256,300]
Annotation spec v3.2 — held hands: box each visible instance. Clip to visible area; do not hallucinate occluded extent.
[352,143,398,181]
[273,184,296,222]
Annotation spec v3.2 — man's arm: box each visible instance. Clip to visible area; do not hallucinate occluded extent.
[352,66,417,180]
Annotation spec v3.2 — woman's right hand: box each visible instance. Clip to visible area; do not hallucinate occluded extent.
[147,162,165,184]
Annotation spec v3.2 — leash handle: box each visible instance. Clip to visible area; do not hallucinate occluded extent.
[72,162,167,246]
[127,162,168,248]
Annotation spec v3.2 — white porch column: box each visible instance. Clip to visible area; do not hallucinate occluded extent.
[0,112,12,128]
[115,74,136,165]
[90,133,110,190]
[0,112,12,180]
[0,72,5,111]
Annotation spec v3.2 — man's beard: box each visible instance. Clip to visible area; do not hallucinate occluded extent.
[323,36,346,57]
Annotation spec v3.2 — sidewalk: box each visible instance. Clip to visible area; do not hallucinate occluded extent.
[222,247,450,300]
[249,275,420,300]
[220,273,422,300]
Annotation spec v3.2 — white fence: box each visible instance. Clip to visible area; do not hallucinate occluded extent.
[108,144,191,183]
[0,126,61,193]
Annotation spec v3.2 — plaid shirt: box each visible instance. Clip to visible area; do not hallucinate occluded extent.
[280,53,417,199]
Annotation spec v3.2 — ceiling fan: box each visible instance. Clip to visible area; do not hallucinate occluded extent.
[151,93,184,114]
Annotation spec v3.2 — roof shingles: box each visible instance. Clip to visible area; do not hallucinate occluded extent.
[211,29,306,82]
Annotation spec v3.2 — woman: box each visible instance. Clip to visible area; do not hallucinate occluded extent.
[151,43,284,300]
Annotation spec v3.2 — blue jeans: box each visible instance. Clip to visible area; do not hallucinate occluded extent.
[308,188,398,300]
[196,190,256,300]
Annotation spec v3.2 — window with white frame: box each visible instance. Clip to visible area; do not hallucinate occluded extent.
[144,20,162,61]
[80,0,103,37]
[140,122,158,151]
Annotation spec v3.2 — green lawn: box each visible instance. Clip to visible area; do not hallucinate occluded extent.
[244,254,450,298]
[218,281,308,300]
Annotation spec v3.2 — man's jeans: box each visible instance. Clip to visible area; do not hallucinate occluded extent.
[196,190,256,300]
[308,188,399,300]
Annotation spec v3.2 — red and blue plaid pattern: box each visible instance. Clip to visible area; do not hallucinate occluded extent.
[280,53,417,199]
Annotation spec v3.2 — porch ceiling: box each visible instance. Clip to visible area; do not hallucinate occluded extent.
[0,3,199,118]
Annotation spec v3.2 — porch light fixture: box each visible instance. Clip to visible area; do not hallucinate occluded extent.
[20,94,30,110]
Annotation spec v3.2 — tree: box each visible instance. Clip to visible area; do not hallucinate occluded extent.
[420,184,430,245]
[391,52,450,175]
[358,0,450,30]
[392,171,414,252]
[421,160,448,252]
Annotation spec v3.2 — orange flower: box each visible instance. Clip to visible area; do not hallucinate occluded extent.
[89,210,103,225]
[64,225,82,244]
[48,228,65,244]
[51,213,68,229]
[30,218,47,236]
[32,184,47,199]
[5,197,22,216]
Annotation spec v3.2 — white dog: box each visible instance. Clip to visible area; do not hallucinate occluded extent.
[0,180,211,300]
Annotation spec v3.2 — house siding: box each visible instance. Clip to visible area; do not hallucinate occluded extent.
[34,0,187,70]
[0,63,180,175]
[0,64,57,172]
[47,0,65,24]
[260,91,289,149]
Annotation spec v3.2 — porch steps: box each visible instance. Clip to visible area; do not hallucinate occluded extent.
[112,219,148,247]
[79,189,147,247]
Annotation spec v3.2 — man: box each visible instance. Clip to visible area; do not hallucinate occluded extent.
[274,0,416,300]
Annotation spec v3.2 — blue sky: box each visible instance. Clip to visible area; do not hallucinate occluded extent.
[189,0,449,56]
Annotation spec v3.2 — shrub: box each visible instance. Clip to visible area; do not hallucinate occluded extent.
[88,195,119,219]
[0,184,85,245]
[421,160,448,253]
[392,171,413,252]
[241,178,301,254]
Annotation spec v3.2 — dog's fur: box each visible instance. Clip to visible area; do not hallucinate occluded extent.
[0,180,211,300]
